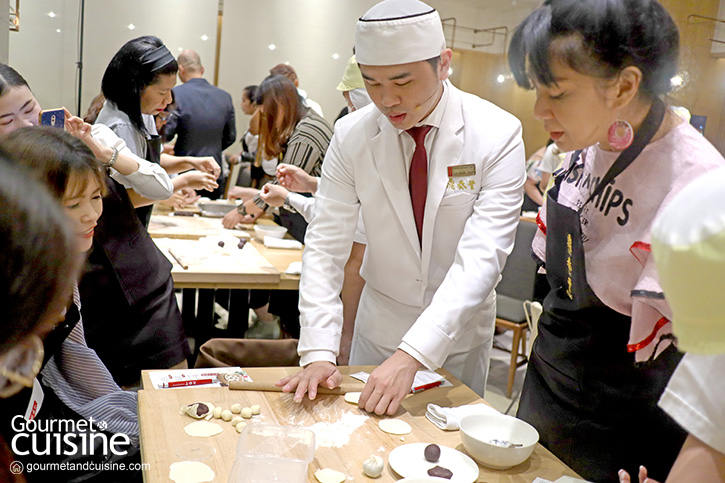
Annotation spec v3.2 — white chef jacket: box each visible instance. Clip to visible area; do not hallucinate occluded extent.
[298,81,525,393]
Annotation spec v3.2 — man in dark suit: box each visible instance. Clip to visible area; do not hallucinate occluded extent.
[165,50,236,199]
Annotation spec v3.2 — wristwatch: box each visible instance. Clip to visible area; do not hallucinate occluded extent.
[237,203,249,216]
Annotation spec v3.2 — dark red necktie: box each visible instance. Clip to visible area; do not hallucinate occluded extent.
[406,125,433,244]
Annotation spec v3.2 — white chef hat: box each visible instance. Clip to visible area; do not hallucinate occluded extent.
[355,0,446,66]
[651,168,725,355]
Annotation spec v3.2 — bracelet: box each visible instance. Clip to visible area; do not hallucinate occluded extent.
[104,147,119,169]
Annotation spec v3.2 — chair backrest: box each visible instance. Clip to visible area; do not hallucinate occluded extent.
[523,300,543,356]
[495,219,538,322]
[195,338,300,368]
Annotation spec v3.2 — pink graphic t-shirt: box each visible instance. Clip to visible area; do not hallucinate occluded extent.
[533,120,725,361]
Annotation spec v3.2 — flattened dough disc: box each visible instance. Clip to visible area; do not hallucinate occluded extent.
[378,418,412,435]
[315,468,346,483]
[184,420,223,438]
[343,392,361,404]
[169,461,215,483]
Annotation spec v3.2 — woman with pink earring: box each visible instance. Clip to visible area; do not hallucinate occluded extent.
[508,0,725,481]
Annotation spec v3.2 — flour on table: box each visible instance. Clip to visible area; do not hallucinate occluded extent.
[305,411,368,448]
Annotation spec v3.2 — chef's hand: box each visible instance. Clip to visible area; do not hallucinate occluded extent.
[619,466,659,483]
[276,164,318,194]
[276,361,343,402]
[259,184,289,208]
[359,349,421,416]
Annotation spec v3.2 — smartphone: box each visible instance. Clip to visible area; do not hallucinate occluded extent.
[39,108,66,129]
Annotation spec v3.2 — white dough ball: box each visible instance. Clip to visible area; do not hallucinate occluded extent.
[221,409,233,421]
[231,403,242,414]
[241,407,253,419]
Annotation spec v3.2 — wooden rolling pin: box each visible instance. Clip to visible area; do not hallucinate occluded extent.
[228,380,365,395]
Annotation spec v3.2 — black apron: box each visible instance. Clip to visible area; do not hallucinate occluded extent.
[134,134,162,228]
[517,100,687,482]
[80,177,189,386]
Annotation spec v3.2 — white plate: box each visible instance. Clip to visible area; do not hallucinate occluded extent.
[388,443,479,483]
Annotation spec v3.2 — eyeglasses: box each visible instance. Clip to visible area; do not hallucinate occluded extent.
[0,335,44,398]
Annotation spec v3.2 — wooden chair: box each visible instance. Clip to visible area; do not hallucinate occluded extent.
[494,219,538,397]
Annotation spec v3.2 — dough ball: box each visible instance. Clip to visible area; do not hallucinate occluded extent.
[231,403,242,414]
[169,461,215,483]
[183,420,223,438]
[343,392,361,405]
[212,407,222,419]
[424,443,441,462]
[231,416,243,426]
[241,407,253,419]
[362,454,384,478]
[250,404,261,415]
[221,409,233,421]
[378,418,412,435]
[315,468,346,483]
[235,421,247,433]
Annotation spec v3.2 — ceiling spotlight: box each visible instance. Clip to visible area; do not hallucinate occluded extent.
[332,53,340,60]
[56,29,61,33]
[128,24,136,30]
[268,44,276,51]
[177,47,183,52]
[670,75,684,88]
[48,11,56,18]
[201,35,209,41]
[496,74,505,84]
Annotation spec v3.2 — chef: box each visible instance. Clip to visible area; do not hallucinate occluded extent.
[277,0,525,415]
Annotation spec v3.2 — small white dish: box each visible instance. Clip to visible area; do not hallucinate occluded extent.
[388,443,478,483]
[459,413,539,470]
[254,224,287,241]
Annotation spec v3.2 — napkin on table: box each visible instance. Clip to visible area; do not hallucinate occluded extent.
[264,236,302,250]
[285,261,302,275]
[425,402,500,430]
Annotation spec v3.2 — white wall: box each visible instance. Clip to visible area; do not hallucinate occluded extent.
[8,0,535,153]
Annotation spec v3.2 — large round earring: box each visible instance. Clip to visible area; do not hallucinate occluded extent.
[607,112,634,150]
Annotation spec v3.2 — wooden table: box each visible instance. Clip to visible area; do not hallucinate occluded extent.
[149,206,302,340]
[150,214,302,291]
[138,366,580,483]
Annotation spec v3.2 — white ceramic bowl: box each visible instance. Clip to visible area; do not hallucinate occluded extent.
[254,224,288,241]
[459,413,539,470]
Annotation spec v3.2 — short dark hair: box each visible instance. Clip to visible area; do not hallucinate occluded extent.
[101,36,178,134]
[243,85,258,104]
[0,63,30,98]
[508,0,679,99]
[2,126,107,201]
[0,156,81,355]
[425,56,440,72]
